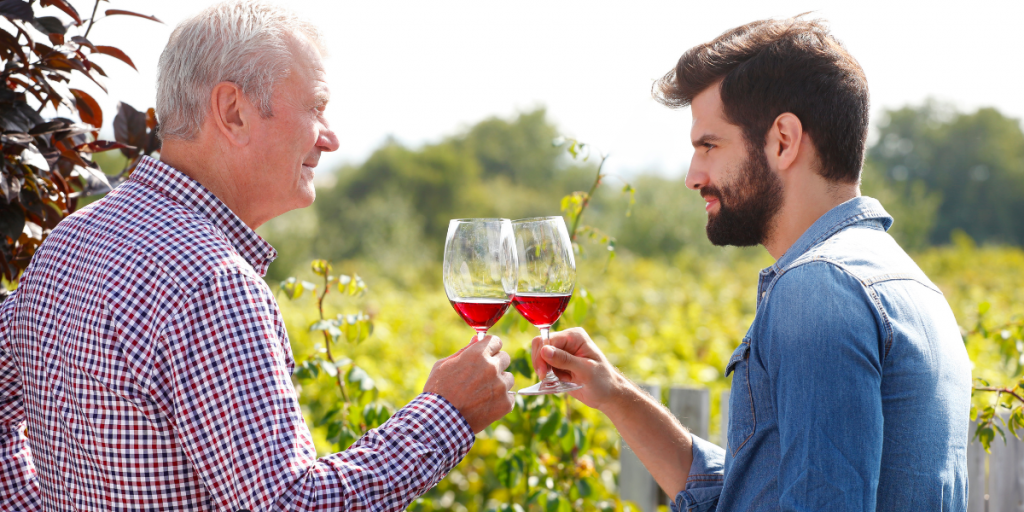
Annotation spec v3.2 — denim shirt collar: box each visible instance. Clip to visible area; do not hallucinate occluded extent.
[758,197,893,296]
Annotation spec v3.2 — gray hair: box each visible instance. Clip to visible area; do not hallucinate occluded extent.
[156,0,325,141]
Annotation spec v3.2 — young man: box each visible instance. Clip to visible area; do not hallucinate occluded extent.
[534,17,972,511]
[0,1,514,510]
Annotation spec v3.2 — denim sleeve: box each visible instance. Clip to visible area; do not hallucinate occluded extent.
[671,433,725,512]
[761,262,885,511]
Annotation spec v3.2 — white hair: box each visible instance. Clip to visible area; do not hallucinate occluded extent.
[155,0,325,141]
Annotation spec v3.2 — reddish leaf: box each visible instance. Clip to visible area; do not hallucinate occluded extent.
[69,88,102,128]
[47,33,64,46]
[104,9,163,24]
[41,0,83,26]
[93,45,136,71]
[0,0,34,22]
[70,35,96,52]
[145,108,157,130]
[73,140,131,153]
[86,59,107,77]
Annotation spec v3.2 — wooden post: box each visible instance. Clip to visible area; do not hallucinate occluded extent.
[988,425,1024,512]
[668,387,710,440]
[619,383,662,512]
[966,424,986,512]
[663,387,710,507]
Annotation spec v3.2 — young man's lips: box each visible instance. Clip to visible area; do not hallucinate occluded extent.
[704,197,719,212]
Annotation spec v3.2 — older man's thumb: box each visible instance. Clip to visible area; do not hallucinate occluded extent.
[541,345,582,371]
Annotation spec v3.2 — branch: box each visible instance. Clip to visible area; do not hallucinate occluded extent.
[83,0,101,38]
[318,270,349,405]
[569,153,608,242]
[975,385,1024,405]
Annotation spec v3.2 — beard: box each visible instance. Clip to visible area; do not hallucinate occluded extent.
[702,144,784,247]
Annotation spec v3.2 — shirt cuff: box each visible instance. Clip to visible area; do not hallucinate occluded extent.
[400,393,475,463]
[671,433,725,512]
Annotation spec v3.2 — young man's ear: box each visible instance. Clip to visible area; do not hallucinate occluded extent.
[766,112,804,174]
[209,82,253,146]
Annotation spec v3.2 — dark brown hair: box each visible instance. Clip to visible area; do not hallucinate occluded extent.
[655,16,869,183]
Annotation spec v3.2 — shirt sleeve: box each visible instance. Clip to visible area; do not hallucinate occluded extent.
[151,272,475,511]
[672,433,725,512]
[760,262,885,511]
[0,291,44,510]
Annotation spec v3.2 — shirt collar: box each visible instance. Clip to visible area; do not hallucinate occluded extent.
[128,156,278,276]
[769,196,893,274]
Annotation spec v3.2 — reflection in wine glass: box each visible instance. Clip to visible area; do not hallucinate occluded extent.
[443,219,518,342]
[512,216,583,395]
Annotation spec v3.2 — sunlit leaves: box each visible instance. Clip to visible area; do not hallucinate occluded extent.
[280,277,316,299]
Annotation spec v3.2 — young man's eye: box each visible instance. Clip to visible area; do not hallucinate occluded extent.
[703,143,716,152]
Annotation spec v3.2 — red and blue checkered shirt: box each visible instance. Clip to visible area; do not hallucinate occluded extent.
[0,156,474,511]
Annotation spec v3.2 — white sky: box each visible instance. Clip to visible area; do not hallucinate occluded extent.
[61,0,1024,179]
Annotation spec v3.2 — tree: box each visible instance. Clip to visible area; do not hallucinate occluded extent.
[270,109,592,282]
[866,101,1024,246]
[0,0,161,290]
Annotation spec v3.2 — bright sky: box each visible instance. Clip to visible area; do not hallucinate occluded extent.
[67,0,1024,178]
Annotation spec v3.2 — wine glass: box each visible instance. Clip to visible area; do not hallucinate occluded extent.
[512,216,583,395]
[443,219,518,342]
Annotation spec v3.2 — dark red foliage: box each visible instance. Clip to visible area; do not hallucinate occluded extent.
[0,1,161,287]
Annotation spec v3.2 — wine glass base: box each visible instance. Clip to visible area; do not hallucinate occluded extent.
[517,380,584,396]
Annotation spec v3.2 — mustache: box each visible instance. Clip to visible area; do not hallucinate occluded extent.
[700,186,723,200]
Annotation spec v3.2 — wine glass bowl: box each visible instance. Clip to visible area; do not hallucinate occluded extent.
[443,219,518,341]
[512,216,583,395]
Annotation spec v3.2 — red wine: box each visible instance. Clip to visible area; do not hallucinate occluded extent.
[450,298,512,331]
[512,292,572,327]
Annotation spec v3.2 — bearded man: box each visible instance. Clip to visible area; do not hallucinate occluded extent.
[0,1,515,510]
[533,17,972,512]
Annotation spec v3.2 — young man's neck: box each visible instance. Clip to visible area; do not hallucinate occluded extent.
[762,177,861,260]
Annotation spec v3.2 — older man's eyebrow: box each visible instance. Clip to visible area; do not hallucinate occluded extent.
[692,134,724,148]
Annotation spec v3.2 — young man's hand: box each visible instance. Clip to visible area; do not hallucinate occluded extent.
[532,327,626,412]
[424,335,515,433]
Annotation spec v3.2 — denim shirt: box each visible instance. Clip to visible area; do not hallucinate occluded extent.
[674,197,973,512]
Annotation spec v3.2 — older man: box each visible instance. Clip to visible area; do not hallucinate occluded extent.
[0,1,514,510]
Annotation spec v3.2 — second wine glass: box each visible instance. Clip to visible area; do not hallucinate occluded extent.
[513,216,583,395]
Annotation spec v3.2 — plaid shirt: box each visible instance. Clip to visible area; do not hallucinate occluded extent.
[0,156,474,511]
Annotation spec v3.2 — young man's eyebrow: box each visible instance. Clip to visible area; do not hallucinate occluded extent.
[692,134,724,148]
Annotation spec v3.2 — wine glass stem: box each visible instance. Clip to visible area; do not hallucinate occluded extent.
[476,330,486,343]
[540,327,560,384]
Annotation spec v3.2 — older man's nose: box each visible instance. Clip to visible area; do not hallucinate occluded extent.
[319,127,340,153]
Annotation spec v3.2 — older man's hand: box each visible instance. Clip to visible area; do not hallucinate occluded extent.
[424,335,515,433]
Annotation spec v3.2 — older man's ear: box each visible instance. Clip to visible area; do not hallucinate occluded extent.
[209,81,253,146]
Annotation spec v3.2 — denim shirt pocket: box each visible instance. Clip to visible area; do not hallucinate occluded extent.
[724,338,755,455]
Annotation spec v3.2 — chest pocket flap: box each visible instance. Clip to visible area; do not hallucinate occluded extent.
[725,339,756,455]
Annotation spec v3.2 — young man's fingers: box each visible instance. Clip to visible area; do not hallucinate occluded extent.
[541,345,586,373]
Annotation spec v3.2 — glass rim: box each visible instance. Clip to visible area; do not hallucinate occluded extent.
[511,216,565,224]
[449,217,512,223]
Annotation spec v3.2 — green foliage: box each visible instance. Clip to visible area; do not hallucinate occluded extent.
[277,239,1024,509]
[866,101,1024,246]
[260,109,594,283]
[281,260,385,451]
